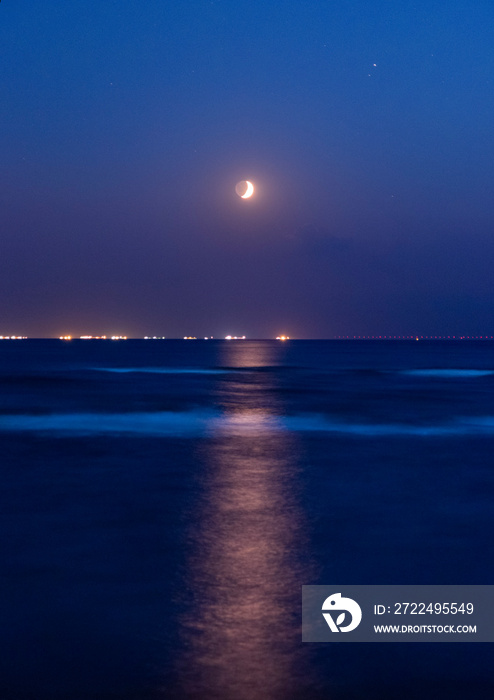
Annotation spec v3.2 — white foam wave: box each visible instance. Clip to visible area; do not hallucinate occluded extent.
[282,415,493,437]
[1,411,494,438]
[93,367,230,375]
[0,410,218,436]
[403,369,494,378]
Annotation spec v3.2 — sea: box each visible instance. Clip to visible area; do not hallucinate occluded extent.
[0,339,493,699]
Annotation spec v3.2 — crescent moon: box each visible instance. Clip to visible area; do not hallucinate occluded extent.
[242,181,254,198]
[242,180,254,199]
[235,180,254,199]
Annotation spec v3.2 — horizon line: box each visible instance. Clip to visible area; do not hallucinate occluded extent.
[1,336,494,342]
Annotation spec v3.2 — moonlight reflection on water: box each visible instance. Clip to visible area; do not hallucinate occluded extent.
[175,342,314,699]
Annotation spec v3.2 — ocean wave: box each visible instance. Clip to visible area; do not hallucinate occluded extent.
[402,369,494,378]
[0,410,218,436]
[92,367,232,375]
[1,411,494,438]
[282,415,494,436]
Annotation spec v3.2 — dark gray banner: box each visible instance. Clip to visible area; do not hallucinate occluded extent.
[302,585,494,642]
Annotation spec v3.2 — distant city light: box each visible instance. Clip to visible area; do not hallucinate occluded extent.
[58,335,128,340]
[5,333,494,342]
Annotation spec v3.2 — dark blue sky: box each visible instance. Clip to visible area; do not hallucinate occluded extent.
[2,0,493,337]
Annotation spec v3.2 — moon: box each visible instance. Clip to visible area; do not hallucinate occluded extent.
[235,180,254,199]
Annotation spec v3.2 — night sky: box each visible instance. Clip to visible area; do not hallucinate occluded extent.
[2,1,493,338]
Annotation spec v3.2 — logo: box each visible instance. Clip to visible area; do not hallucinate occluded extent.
[322,593,362,632]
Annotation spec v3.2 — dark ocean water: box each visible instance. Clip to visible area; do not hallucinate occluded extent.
[0,339,493,699]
